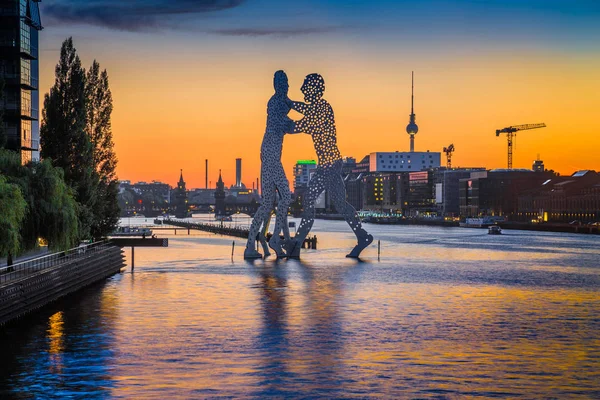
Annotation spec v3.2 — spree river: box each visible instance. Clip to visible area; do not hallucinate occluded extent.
[1,217,599,398]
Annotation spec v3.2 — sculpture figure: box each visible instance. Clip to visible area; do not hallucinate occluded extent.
[244,71,297,259]
[287,73,373,258]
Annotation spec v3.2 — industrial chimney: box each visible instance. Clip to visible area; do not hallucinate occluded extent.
[235,158,242,187]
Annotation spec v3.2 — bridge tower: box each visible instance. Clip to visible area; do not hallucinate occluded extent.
[214,170,226,217]
[174,169,189,218]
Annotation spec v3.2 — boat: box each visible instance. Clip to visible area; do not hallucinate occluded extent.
[109,226,153,237]
[460,217,504,228]
[215,215,232,222]
[488,225,502,235]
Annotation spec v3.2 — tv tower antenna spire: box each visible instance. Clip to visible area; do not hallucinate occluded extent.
[406,71,419,152]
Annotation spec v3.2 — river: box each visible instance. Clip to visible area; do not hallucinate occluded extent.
[1,217,599,398]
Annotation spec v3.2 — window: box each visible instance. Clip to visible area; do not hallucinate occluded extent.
[21,89,31,116]
[20,21,30,54]
[22,120,31,141]
[20,58,30,85]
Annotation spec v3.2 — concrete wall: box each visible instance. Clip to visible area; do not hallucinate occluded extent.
[0,246,125,326]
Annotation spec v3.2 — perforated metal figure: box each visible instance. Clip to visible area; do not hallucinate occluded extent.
[244,70,297,259]
[288,73,373,258]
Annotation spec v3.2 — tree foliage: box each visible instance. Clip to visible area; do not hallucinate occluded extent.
[40,39,120,240]
[86,60,119,238]
[0,175,27,258]
[0,149,79,252]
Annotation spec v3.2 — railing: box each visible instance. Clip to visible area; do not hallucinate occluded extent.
[0,240,114,285]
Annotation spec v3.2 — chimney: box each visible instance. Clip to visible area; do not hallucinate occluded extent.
[236,158,242,187]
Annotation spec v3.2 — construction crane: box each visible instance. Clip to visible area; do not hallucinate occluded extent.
[495,123,546,169]
[443,144,455,168]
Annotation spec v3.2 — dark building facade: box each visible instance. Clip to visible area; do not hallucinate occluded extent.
[517,170,600,223]
[407,170,436,216]
[0,0,42,163]
[434,168,485,217]
[459,169,552,219]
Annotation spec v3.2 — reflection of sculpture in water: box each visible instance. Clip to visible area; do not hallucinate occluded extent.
[288,73,373,258]
[244,70,298,259]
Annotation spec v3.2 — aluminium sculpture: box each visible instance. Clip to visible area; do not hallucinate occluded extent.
[287,73,373,258]
[244,70,297,259]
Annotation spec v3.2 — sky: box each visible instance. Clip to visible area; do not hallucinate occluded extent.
[37,0,600,188]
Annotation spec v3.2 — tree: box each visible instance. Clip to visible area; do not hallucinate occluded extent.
[86,60,119,238]
[0,176,27,262]
[0,149,79,252]
[25,160,79,250]
[41,37,96,240]
[0,77,6,148]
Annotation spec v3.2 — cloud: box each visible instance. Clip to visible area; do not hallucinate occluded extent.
[42,0,246,31]
[209,26,344,37]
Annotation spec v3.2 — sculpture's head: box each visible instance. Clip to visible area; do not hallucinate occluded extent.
[273,70,289,95]
[301,73,325,103]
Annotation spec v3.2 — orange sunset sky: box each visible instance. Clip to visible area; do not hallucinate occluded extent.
[38,0,600,188]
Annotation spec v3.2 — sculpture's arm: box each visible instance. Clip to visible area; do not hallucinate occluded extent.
[291,117,310,134]
[290,100,309,115]
[283,118,297,134]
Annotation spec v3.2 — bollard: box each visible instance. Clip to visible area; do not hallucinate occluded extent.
[231,241,235,260]
[378,240,381,261]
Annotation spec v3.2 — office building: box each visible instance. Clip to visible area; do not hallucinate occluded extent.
[459,169,552,218]
[0,0,42,163]
[369,151,441,173]
[293,160,317,192]
[517,170,600,223]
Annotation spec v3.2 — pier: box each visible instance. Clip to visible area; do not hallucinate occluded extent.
[161,218,318,249]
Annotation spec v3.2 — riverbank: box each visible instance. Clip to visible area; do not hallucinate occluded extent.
[499,221,600,234]
[0,241,125,326]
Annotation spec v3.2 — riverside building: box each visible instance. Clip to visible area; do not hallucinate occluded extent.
[0,0,42,163]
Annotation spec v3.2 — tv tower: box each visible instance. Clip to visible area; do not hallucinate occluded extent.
[406,71,418,152]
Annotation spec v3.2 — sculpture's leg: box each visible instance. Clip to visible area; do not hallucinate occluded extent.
[286,167,326,258]
[259,210,273,257]
[325,163,373,258]
[245,178,275,259]
[269,164,291,258]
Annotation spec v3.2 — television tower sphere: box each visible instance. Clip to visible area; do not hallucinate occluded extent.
[406,122,418,135]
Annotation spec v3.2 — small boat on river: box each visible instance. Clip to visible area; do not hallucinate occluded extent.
[488,225,502,235]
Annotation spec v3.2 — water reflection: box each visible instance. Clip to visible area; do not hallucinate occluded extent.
[0,220,598,398]
[47,311,65,375]
[252,265,290,397]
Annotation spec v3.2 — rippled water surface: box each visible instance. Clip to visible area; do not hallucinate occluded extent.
[1,218,599,398]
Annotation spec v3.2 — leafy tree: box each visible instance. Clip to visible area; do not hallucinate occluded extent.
[0,77,6,148]
[86,60,119,238]
[0,149,79,252]
[0,175,27,261]
[41,37,96,239]
[24,160,79,250]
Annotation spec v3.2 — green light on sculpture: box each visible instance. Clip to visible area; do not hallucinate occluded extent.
[297,160,317,165]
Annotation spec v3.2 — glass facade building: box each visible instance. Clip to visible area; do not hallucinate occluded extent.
[0,0,42,163]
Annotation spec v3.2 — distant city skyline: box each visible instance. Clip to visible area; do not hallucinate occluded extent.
[37,0,600,188]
